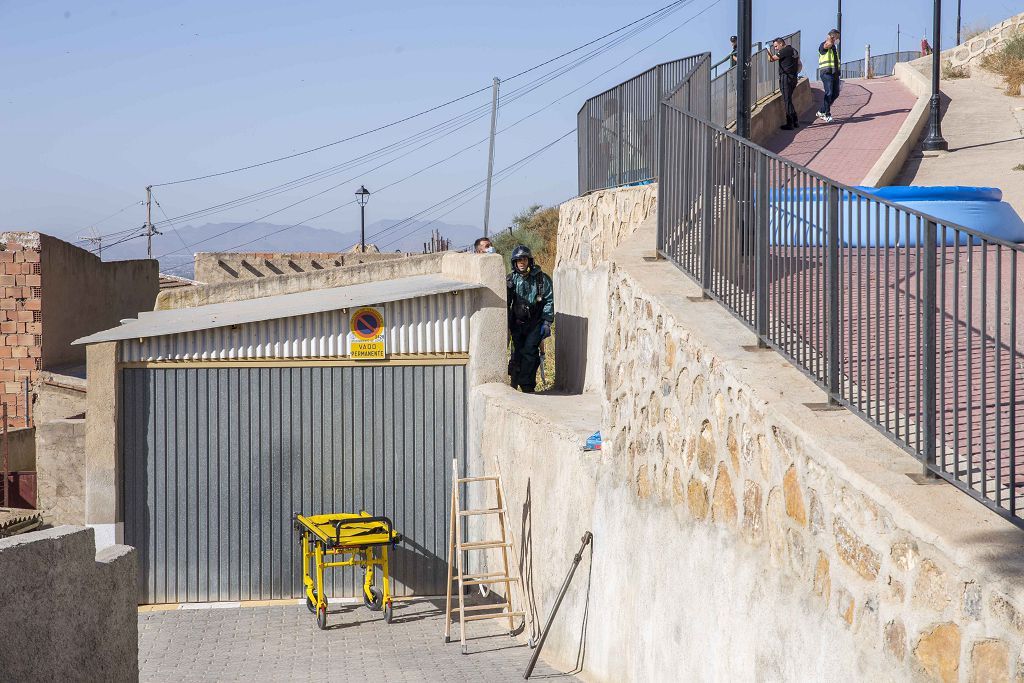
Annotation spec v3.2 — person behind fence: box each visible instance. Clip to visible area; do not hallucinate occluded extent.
[730,35,738,66]
[474,236,494,254]
[816,29,841,123]
[768,36,802,130]
[506,245,553,393]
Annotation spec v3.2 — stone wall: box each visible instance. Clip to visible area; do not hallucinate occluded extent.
[193,250,406,284]
[555,184,656,394]
[946,12,1024,69]
[0,526,137,681]
[470,190,1024,680]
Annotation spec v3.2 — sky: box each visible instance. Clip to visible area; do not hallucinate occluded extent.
[0,0,1019,254]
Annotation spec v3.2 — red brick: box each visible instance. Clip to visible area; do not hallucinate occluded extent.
[0,347,10,359]
[11,346,27,359]
[24,274,40,287]
[27,346,39,358]
[0,322,14,334]
[14,369,33,380]
[0,275,13,286]
[18,358,34,370]
[2,359,19,370]
[23,299,39,311]
[26,323,40,335]
[0,252,12,263]
[0,371,13,382]
[22,251,39,263]
[12,252,23,263]
[13,274,25,286]
[13,311,31,323]
[4,242,23,252]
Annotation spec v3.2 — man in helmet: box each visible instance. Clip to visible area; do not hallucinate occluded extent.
[506,244,554,393]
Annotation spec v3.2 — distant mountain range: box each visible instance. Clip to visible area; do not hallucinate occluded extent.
[84,218,482,278]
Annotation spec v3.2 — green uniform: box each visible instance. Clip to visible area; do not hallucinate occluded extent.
[507,265,554,392]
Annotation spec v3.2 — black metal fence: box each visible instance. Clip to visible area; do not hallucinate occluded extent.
[839,50,921,79]
[576,54,709,195]
[710,32,800,128]
[657,86,1024,526]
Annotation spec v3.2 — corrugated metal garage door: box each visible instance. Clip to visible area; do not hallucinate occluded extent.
[121,364,465,604]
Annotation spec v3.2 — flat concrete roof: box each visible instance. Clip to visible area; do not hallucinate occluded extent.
[74,274,482,345]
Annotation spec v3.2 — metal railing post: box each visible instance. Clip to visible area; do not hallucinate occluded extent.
[826,186,841,404]
[755,153,769,346]
[656,102,667,254]
[922,220,938,476]
[701,125,714,296]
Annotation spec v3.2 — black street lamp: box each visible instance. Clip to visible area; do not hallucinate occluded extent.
[922,0,948,151]
[836,0,842,61]
[355,185,371,252]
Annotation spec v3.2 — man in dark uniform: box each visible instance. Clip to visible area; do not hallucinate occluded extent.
[768,36,802,130]
[506,245,554,393]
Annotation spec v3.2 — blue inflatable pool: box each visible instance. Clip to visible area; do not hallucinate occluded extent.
[768,185,1024,247]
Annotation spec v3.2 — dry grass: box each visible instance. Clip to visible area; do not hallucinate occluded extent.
[981,32,1024,94]
[1014,163,1024,171]
[942,62,970,79]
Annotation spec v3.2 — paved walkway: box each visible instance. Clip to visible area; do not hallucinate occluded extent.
[763,77,916,186]
[896,66,1024,217]
[138,599,572,682]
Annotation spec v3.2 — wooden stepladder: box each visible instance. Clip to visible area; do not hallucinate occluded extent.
[443,458,526,654]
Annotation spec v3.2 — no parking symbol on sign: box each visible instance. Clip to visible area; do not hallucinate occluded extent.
[348,306,386,360]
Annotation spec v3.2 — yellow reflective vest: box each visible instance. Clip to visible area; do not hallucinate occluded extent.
[818,43,839,72]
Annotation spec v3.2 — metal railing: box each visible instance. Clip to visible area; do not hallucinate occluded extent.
[710,32,800,128]
[839,50,921,79]
[657,57,1024,527]
[576,54,709,195]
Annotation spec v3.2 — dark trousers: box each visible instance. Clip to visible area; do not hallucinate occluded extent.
[780,73,798,125]
[509,321,544,391]
[820,71,841,115]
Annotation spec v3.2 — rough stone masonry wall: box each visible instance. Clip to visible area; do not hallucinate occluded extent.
[0,233,42,426]
[554,184,656,394]
[946,12,1024,69]
[479,185,1024,680]
[0,526,137,680]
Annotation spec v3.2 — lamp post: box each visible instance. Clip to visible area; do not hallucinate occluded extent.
[836,0,842,61]
[736,0,752,138]
[355,185,371,252]
[957,0,962,45]
[922,0,948,151]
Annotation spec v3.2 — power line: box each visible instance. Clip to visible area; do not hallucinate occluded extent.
[150,0,690,187]
[158,129,574,272]
[148,1,695,236]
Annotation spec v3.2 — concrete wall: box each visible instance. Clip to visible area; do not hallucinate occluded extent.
[749,78,814,147]
[157,252,444,309]
[555,184,656,394]
[2,425,35,472]
[861,61,931,188]
[39,233,158,369]
[193,250,406,284]
[0,526,137,681]
[36,418,86,525]
[469,190,1024,681]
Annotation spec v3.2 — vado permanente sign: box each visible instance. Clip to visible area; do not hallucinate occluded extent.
[348,306,386,360]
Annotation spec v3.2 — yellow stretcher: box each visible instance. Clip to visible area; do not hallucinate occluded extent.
[294,511,403,630]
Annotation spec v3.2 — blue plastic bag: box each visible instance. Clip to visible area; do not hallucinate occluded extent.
[584,431,602,451]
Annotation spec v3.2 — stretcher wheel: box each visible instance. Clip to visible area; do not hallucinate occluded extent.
[316,605,328,630]
[305,595,316,613]
[383,601,393,624]
[363,586,383,611]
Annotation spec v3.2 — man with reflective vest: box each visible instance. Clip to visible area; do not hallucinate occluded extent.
[506,245,554,393]
[816,29,842,123]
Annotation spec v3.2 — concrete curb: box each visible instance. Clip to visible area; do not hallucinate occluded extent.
[860,60,931,187]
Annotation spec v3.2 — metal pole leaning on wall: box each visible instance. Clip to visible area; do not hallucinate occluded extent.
[922,220,938,477]
[2,402,8,508]
[826,186,841,404]
[523,532,593,680]
[755,153,769,346]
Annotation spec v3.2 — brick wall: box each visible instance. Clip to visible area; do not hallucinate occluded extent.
[0,240,41,428]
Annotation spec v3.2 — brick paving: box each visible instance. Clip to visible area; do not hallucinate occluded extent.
[138,598,571,682]
[763,77,916,186]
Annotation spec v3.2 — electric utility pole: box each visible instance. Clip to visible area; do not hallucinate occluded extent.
[482,77,500,238]
[145,185,155,258]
